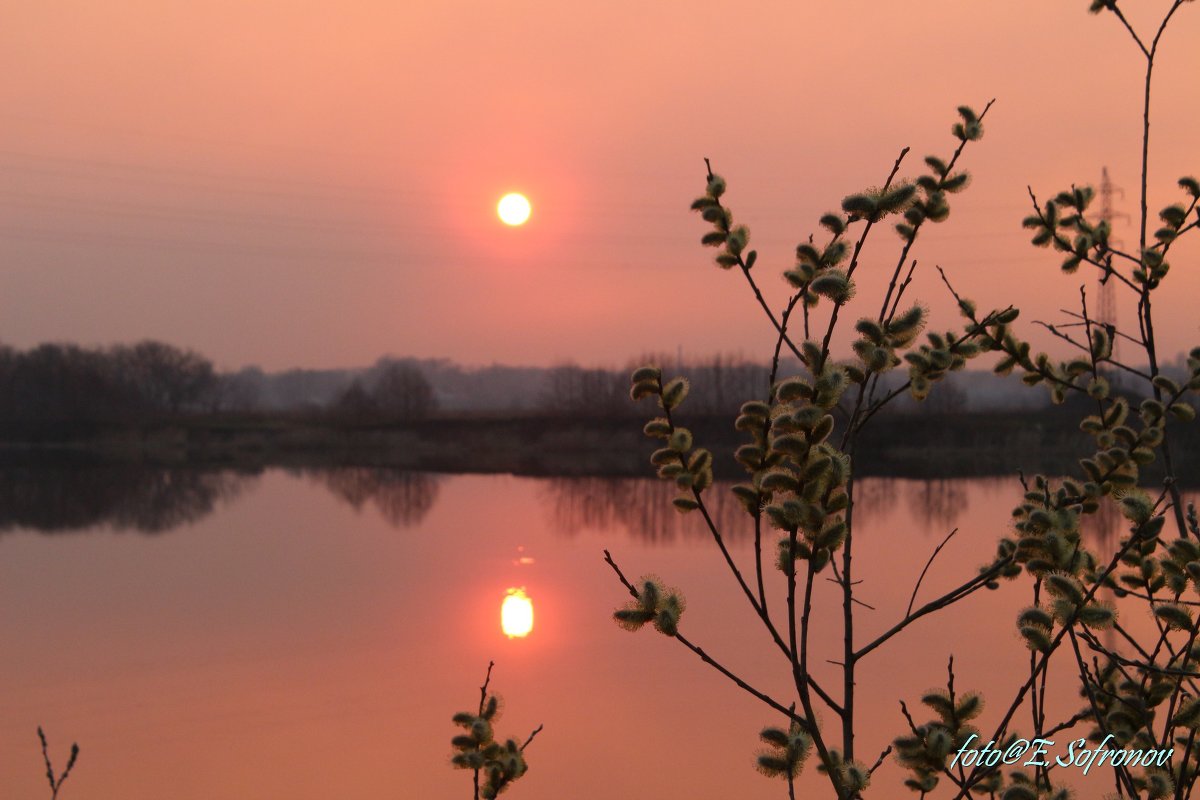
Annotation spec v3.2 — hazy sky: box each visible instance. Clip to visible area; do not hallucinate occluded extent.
[1,1,1197,370]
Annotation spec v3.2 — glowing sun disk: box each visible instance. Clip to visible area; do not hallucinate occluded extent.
[497,193,531,226]
[501,588,534,638]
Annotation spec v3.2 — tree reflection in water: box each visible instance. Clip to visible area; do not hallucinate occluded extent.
[545,476,1019,544]
[9,469,1140,542]
[295,467,441,529]
[0,465,442,535]
[0,464,256,534]
[848,479,900,525]
[905,478,971,531]
[541,477,750,543]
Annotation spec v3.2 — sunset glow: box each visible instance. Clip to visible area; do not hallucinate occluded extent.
[9,1,1200,799]
[2,4,1198,368]
[500,587,534,638]
[497,193,531,226]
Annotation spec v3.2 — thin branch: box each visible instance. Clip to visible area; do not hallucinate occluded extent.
[702,157,807,365]
[1077,628,1200,679]
[478,661,494,715]
[1108,2,1149,57]
[868,744,894,776]
[603,550,814,729]
[886,259,920,324]
[520,724,544,752]
[38,727,79,800]
[907,528,959,617]
[474,662,495,800]
[1057,308,1146,349]
[818,146,911,369]
[857,559,1006,661]
[1043,708,1092,739]
[1067,626,1139,795]
[1033,320,1153,381]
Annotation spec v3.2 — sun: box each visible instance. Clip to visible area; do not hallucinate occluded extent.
[497,193,531,226]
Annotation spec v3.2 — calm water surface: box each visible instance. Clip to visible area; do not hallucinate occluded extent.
[0,469,1168,798]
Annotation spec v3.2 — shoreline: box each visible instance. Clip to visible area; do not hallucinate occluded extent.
[2,408,1194,483]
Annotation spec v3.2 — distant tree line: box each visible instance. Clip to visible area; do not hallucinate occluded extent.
[0,343,445,426]
[331,359,438,420]
[0,339,1091,429]
[0,341,218,423]
[541,354,782,417]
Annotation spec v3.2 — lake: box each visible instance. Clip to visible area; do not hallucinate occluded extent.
[0,467,1173,798]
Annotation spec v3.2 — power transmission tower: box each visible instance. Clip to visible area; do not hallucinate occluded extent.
[1095,167,1130,384]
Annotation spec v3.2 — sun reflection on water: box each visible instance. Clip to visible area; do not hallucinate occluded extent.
[501,587,534,638]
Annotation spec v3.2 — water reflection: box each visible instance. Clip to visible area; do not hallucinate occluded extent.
[850,477,901,523]
[292,467,441,529]
[543,475,1003,542]
[0,464,441,535]
[3,471,1195,800]
[541,477,751,543]
[905,478,971,530]
[501,587,534,638]
[0,465,1145,550]
[0,464,255,534]
[1083,489,1126,551]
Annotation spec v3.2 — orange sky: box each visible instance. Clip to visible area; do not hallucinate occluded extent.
[1,1,1197,370]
